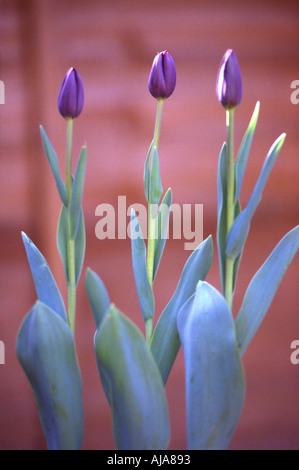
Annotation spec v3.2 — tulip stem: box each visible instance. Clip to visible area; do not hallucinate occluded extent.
[65,118,76,334]
[145,99,164,344]
[66,118,73,202]
[224,109,235,310]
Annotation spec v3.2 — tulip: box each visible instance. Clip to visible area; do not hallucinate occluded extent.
[216,49,242,109]
[148,51,176,100]
[58,67,84,119]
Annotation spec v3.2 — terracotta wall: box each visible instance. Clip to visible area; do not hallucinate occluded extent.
[0,0,298,450]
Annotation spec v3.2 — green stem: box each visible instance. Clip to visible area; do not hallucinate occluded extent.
[65,118,76,333]
[224,109,235,310]
[146,99,164,344]
[147,99,164,286]
[67,237,76,333]
[66,118,73,202]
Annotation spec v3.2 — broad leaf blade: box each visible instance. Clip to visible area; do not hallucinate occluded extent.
[130,209,154,322]
[22,232,67,322]
[40,126,68,206]
[177,281,245,450]
[150,235,213,384]
[85,268,110,328]
[94,305,169,450]
[236,225,299,356]
[226,133,286,259]
[17,301,83,450]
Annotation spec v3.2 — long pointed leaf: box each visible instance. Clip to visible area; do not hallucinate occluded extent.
[130,209,154,322]
[40,126,68,206]
[17,301,83,450]
[226,133,286,259]
[177,281,245,450]
[22,232,67,322]
[149,146,163,205]
[143,140,153,203]
[217,142,228,293]
[236,225,299,355]
[150,235,213,384]
[69,146,87,239]
[153,188,172,280]
[234,101,260,203]
[94,305,169,450]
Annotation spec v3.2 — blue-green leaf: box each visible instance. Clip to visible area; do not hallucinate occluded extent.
[68,146,87,239]
[85,268,110,328]
[143,140,153,203]
[234,101,260,203]
[94,305,169,450]
[236,225,299,356]
[149,146,163,205]
[40,126,68,206]
[150,235,213,384]
[17,301,83,450]
[226,133,286,259]
[177,281,245,450]
[22,232,67,322]
[153,188,172,280]
[217,142,228,293]
[57,205,86,285]
[130,209,154,322]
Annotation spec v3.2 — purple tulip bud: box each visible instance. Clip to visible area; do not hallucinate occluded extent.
[216,49,242,109]
[58,67,84,119]
[148,50,176,100]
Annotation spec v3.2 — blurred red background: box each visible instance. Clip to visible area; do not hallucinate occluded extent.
[0,0,298,450]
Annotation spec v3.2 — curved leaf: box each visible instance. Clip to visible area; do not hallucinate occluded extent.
[150,235,213,384]
[21,232,67,322]
[94,305,169,450]
[177,281,245,450]
[17,301,83,450]
[85,268,110,328]
[40,126,68,206]
[234,101,260,203]
[226,133,286,259]
[236,225,299,355]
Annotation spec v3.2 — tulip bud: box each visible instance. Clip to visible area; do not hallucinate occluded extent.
[58,67,84,119]
[216,49,242,109]
[148,50,176,100]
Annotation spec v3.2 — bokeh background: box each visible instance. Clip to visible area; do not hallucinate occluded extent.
[0,0,299,450]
